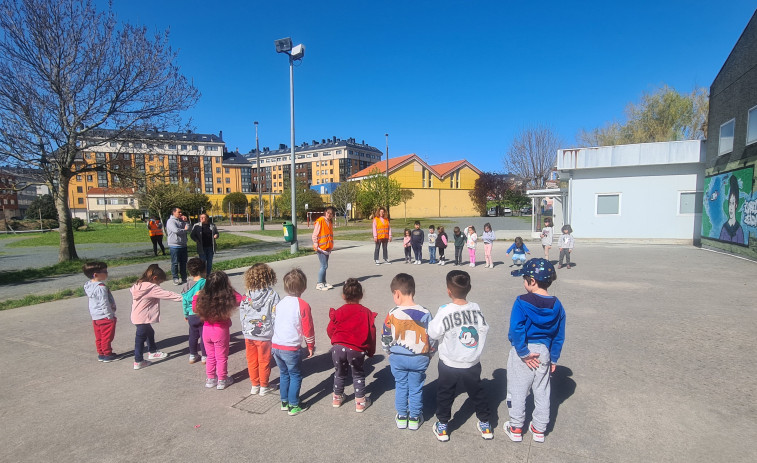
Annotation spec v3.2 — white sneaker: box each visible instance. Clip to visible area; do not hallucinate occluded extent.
[133,360,151,370]
[375,260,381,266]
[415,260,421,265]
[440,261,446,266]
[323,282,334,290]
[250,385,260,395]
[217,376,234,390]
[383,260,391,265]
[147,351,167,360]
[205,378,218,388]
[315,283,325,291]
[470,263,475,267]
[259,386,273,396]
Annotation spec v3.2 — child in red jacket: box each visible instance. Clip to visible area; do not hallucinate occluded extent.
[327,278,378,412]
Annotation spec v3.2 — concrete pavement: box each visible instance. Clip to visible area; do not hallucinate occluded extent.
[1,240,756,462]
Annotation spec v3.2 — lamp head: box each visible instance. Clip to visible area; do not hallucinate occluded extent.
[290,44,305,60]
[274,37,292,53]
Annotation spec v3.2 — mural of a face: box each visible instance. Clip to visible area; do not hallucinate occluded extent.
[728,192,737,223]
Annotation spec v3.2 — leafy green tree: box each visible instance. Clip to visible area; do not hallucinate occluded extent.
[125,208,142,227]
[275,178,325,220]
[221,192,248,219]
[179,192,211,221]
[26,194,58,220]
[138,183,186,222]
[355,172,401,217]
[331,181,360,225]
[399,189,414,223]
[577,85,708,146]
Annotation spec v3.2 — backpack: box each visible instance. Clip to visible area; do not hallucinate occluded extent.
[435,232,448,249]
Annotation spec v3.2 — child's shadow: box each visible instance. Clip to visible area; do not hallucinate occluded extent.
[299,351,341,405]
[522,365,576,432]
[364,355,393,403]
[446,367,507,432]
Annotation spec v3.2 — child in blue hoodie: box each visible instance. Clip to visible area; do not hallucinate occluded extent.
[505,258,566,444]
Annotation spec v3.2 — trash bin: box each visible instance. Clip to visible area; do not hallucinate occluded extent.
[283,221,296,243]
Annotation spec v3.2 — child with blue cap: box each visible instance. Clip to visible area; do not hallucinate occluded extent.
[505,258,566,443]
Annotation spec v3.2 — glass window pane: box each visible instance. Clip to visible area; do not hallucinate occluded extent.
[679,192,696,214]
[719,119,734,155]
[597,194,619,214]
[748,107,757,145]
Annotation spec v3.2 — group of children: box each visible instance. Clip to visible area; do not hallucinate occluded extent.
[83,253,567,443]
[402,219,576,270]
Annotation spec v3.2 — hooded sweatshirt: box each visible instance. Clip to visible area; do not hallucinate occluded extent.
[428,301,489,369]
[130,281,182,324]
[84,280,116,320]
[327,303,378,357]
[239,287,280,341]
[182,278,206,317]
[508,293,566,364]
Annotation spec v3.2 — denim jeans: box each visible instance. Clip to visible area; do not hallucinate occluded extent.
[200,246,214,274]
[273,348,303,406]
[390,354,430,417]
[134,323,156,362]
[428,246,436,263]
[169,246,188,281]
[317,251,329,284]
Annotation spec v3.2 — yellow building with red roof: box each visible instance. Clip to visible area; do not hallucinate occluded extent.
[349,154,481,218]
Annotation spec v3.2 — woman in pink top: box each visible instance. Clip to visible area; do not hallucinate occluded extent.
[194,271,242,390]
[130,264,182,370]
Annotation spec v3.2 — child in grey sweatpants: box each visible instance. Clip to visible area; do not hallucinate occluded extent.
[505,258,566,443]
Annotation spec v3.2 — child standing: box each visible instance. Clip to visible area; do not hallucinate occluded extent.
[403,229,412,264]
[482,223,495,268]
[506,237,531,266]
[83,262,118,362]
[410,221,424,264]
[381,273,435,430]
[465,225,478,267]
[327,278,378,412]
[435,226,448,265]
[540,217,553,261]
[182,258,207,364]
[453,227,465,266]
[240,263,280,396]
[272,268,316,416]
[130,264,182,370]
[506,258,566,443]
[558,224,574,269]
[427,225,438,264]
[428,270,493,442]
[194,271,242,390]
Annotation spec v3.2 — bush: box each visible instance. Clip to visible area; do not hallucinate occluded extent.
[111,218,123,224]
[71,217,85,229]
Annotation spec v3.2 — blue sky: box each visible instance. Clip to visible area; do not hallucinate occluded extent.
[105,0,756,172]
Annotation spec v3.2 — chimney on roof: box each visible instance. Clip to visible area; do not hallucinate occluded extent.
[279,144,287,150]
[322,139,326,144]
[312,140,318,145]
[332,136,337,142]
[362,140,365,144]
[218,130,223,140]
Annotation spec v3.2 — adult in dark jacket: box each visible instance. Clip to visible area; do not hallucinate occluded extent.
[191,213,219,275]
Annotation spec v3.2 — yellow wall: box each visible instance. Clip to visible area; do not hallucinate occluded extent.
[392,189,478,218]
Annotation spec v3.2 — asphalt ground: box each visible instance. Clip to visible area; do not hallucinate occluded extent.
[1,240,756,462]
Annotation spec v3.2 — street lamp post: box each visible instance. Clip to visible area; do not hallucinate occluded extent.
[385,133,389,215]
[254,121,264,230]
[275,37,305,254]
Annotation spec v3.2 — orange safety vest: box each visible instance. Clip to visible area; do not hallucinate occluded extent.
[148,220,163,237]
[316,216,333,251]
[374,216,390,240]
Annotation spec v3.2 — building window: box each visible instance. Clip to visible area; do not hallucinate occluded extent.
[225,178,230,184]
[679,191,698,215]
[596,194,620,215]
[748,105,757,145]
[192,145,198,150]
[87,175,93,181]
[110,142,117,147]
[168,144,177,150]
[216,167,221,173]
[225,168,230,174]
[182,156,188,161]
[216,178,221,184]
[77,198,84,204]
[217,188,222,193]
[181,145,188,150]
[76,175,82,181]
[207,145,218,151]
[77,186,83,193]
[226,188,231,193]
[719,119,735,155]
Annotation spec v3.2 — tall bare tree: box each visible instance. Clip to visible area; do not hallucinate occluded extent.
[503,126,561,189]
[331,181,359,225]
[0,0,199,262]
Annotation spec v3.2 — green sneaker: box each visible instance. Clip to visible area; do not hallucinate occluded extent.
[287,405,304,416]
[408,415,423,430]
[280,401,288,411]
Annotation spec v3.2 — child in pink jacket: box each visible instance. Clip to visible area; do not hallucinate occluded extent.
[130,264,182,369]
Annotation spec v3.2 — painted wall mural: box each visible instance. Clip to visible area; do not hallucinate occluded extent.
[703,167,755,246]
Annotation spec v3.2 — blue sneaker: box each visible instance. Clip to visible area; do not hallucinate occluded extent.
[433,421,449,442]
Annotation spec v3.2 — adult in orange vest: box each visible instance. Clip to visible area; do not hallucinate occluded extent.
[311,206,335,291]
[372,207,392,265]
[147,216,166,256]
